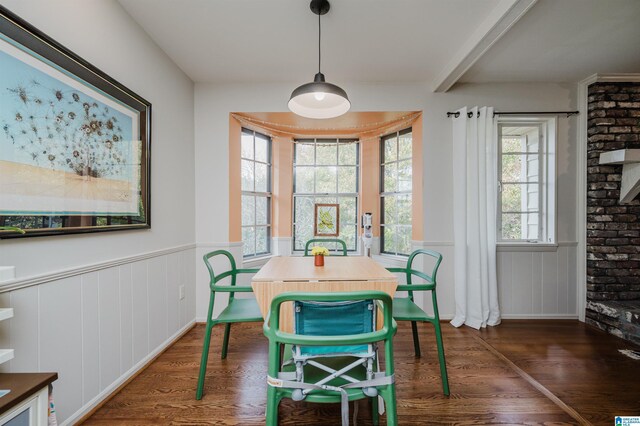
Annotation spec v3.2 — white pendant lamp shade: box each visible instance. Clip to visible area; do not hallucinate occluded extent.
[288,72,351,119]
[288,0,350,119]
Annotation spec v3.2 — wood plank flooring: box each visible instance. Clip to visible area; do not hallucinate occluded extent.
[478,320,640,425]
[83,321,639,425]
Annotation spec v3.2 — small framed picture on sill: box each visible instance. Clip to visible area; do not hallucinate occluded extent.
[314,203,339,237]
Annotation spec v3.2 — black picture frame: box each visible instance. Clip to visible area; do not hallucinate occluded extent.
[0,6,151,239]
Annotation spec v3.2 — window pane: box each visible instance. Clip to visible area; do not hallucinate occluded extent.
[296,142,315,165]
[255,135,268,163]
[315,196,337,206]
[383,196,397,225]
[241,159,254,191]
[501,126,539,153]
[501,136,522,153]
[338,166,357,193]
[242,227,255,256]
[502,183,538,213]
[339,197,356,224]
[316,166,337,193]
[501,213,539,240]
[295,166,314,193]
[383,225,396,254]
[398,132,412,159]
[384,136,397,162]
[501,154,523,182]
[397,194,412,225]
[294,196,314,227]
[398,226,412,255]
[255,163,268,192]
[383,163,397,193]
[242,195,255,226]
[316,142,337,165]
[339,143,357,165]
[241,132,253,159]
[339,223,357,251]
[397,159,412,192]
[293,223,313,251]
[256,226,268,254]
[256,196,268,225]
[523,213,539,240]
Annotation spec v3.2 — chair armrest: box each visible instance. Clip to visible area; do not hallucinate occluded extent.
[386,267,406,273]
[237,268,260,274]
[396,284,435,292]
[210,284,255,293]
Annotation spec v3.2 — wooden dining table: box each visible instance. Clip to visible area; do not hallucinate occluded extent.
[251,256,398,332]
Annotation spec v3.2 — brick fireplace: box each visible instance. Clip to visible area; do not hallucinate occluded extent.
[585,82,640,345]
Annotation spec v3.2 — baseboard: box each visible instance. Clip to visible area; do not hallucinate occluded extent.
[500,314,579,320]
[63,320,196,425]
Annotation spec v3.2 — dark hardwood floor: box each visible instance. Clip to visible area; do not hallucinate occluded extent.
[83,320,639,425]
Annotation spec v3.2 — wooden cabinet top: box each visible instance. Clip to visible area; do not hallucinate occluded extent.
[0,373,57,415]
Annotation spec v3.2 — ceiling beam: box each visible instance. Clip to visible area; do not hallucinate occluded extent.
[431,0,537,93]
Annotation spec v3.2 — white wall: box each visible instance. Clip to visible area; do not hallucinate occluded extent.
[194,81,579,320]
[0,0,196,423]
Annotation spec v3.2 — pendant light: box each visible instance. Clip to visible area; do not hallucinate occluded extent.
[288,0,350,119]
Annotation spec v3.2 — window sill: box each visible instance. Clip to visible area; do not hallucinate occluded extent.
[242,254,274,268]
[496,243,558,252]
[372,254,408,267]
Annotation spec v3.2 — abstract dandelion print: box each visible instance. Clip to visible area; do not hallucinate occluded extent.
[0,6,150,238]
[0,34,140,216]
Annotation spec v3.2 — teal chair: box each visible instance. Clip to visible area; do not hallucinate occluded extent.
[304,238,348,256]
[196,250,262,400]
[264,291,398,425]
[386,249,449,395]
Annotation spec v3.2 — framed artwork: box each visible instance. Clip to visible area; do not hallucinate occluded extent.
[314,203,339,237]
[0,6,151,238]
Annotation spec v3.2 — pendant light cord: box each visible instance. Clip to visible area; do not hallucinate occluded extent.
[318,11,321,74]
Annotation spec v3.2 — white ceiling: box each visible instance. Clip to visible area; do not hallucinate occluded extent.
[117,0,501,84]
[118,0,640,87]
[460,0,640,83]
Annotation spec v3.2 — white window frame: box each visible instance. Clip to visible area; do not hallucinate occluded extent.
[292,138,360,253]
[496,116,557,246]
[380,128,413,257]
[241,128,272,258]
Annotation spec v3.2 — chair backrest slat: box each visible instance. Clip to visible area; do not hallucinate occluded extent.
[304,238,348,256]
[203,249,238,289]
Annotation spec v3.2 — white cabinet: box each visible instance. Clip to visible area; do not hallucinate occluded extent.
[0,308,14,366]
[0,374,57,426]
[0,387,48,426]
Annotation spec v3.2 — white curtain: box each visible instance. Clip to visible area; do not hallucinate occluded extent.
[450,106,501,329]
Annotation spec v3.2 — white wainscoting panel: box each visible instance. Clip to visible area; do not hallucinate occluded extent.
[119,264,134,375]
[0,247,196,424]
[497,244,578,318]
[82,271,100,403]
[38,276,83,421]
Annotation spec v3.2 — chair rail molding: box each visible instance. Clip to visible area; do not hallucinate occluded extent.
[0,243,196,293]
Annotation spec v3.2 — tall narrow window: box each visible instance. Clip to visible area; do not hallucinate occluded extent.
[241,129,271,257]
[380,128,412,256]
[497,119,555,243]
[293,139,359,252]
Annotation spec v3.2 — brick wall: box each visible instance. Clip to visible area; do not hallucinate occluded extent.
[586,82,640,304]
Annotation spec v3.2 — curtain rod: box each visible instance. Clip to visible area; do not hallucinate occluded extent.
[446,110,579,118]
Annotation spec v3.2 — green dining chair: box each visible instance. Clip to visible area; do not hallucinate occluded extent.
[304,238,348,256]
[263,291,398,425]
[386,249,449,395]
[196,249,263,400]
